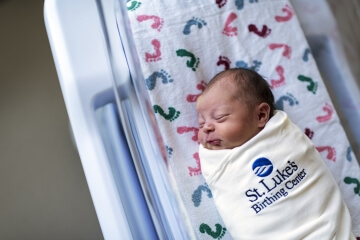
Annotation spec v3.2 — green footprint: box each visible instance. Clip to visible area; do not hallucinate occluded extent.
[199,223,227,239]
[176,49,200,71]
[344,176,360,195]
[153,104,180,122]
[297,75,318,94]
[127,1,141,11]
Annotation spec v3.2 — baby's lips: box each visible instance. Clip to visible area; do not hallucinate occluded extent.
[207,139,221,146]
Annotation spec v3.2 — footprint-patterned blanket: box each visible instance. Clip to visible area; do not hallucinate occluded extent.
[126,0,360,238]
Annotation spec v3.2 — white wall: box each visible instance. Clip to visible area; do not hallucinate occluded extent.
[0,1,103,239]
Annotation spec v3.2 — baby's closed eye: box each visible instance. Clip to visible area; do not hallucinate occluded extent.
[214,114,229,122]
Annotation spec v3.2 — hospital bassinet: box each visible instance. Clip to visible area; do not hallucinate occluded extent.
[44,0,360,238]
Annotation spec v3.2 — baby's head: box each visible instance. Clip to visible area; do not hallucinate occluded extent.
[196,68,276,150]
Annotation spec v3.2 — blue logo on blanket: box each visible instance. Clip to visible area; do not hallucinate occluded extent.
[252,158,273,177]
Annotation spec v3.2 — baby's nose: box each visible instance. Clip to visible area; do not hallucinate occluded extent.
[203,123,215,133]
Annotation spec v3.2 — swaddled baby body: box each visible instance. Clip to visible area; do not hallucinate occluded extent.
[197,68,355,239]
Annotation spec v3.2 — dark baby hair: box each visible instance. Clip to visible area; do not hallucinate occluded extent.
[204,68,276,117]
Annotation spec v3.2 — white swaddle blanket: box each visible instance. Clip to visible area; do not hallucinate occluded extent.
[200,111,354,239]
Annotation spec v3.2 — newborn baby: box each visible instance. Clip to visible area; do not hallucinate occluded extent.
[197,68,355,239]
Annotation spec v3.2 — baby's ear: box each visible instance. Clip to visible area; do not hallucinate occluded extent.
[257,103,270,128]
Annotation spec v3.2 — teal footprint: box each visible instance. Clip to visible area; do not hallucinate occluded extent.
[153,105,180,122]
[176,49,200,71]
[126,0,141,11]
[298,75,318,94]
[344,176,360,195]
[199,223,227,239]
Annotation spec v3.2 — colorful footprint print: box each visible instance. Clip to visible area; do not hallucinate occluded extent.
[347,146,353,161]
[270,65,285,89]
[199,223,227,239]
[304,128,314,139]
[248,24,271,38]
[344,177,360,196]
[183,17,207,35]
[217,56,231,70]
[137,15,164,32]
[145,69,173,90]
[297,75,318,94]
[235,0,244,10]
[176,49,200,71]
[303,48,311,62]
[275,93,299,110]
[316,103,334,123]
[216,0,227,8]
[177,126,199,142]
[235,60,261,71]
[316,146,336,162]
[275,4,293,22]
[126,0,141,11]
[153,105,180,122]
[166,146,173,159]
[187,81,206,102]
[145,39,162,62]
[188,152,202,176]
[192,183,212,207]
[222,12,238,36]
[269,43,292,59]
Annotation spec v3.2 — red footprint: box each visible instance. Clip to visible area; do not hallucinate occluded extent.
[248,24,271,38]
[270,66,285,89]
[137,15,164,32]
[217,56,231,70]
[177,126,199,142]
[188,152,202,176]
[222,12,238,36]
[304,128,314,139]
[187,81,206,102]
[316,103,334,123]
[316,146,336,162]
[275,4,294,22]
[269,43,292,59]
[216,0,227,8]
[145,39,161,62]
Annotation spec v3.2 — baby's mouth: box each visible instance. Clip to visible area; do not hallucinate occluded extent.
[207,139,221,146]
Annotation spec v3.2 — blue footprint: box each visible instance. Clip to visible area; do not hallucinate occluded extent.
[347,146,353,161]
[275,93,299,110]
[236,60,261,72]
[235,0,244,10]
[192,183,212,207]
[145,69,173,90]
[303,48,311,62]
[183,17,207,35]
[166,146,173,159]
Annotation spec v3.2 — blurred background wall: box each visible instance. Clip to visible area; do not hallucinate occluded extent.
[0,0,358,239]
[0,1,103,239]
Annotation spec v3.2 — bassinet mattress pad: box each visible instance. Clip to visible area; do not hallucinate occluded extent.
[126,0,360,238]
[200,111,354,239]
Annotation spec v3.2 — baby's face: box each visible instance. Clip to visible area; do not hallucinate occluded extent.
[196,82,261,150]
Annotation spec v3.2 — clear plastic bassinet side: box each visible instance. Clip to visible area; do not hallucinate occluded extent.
[95,0,193,239]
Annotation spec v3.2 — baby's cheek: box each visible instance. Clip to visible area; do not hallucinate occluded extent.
[197,131,204,145]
